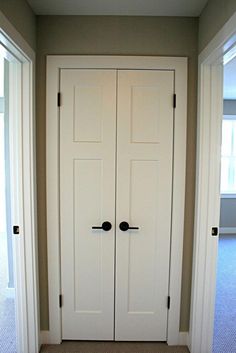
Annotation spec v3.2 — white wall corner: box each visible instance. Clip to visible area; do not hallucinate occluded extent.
[178,332,189,346]
[40,331,51,346]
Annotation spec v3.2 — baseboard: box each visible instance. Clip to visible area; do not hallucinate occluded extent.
[40,331,50,345]
[178,332,189,346]
[220,227,236,234]
[40,330,189,346]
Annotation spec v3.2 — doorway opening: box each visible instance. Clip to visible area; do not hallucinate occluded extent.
[213,52,236,353]
[0,54,16,353]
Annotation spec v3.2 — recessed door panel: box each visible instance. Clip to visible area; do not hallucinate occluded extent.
[74,159,103,313]
[60,69,116,340]
[115,70,174,341]
[127,160,159,314]
[131,86,160,143]
[73,85,103,142]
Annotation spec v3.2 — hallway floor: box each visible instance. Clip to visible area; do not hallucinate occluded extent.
[40,341,189,353]
[213,234,236,353]
[0,232,16,353]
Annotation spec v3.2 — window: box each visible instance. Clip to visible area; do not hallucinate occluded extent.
[221,115,236,195]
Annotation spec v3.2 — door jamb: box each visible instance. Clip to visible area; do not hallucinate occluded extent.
[189,11,236,353]
[0,10,39,353]
[46,55,187,345]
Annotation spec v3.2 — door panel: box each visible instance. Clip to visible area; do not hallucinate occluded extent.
[60,68,174,341]
[60,69,116,340]
[115,70,174,341]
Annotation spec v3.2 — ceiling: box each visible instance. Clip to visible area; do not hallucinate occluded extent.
[27,0,208,16]
[224,57,236,100]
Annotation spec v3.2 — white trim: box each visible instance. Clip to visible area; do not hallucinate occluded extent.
[46,55,187,345]
[178,332,189,346]
[0,10,34,61]
[199,11,236,64]
[220,227,236,234]
[40,331,51,346]
[224,44,236,64]
[40,330,188,347]
[0,10,39,353]
[189,10,236,353]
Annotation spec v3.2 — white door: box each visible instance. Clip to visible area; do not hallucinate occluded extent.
[60,68,174,341]
[60,69,117,340]
[115,70,174,341]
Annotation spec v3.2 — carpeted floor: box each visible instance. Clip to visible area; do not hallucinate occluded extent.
[213,234,236,353]
[0,232,16,353]
[0,297,16,353]
[40,341,189,353]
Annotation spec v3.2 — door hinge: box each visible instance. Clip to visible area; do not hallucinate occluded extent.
[13,225,20,235]
[173,94,176,108]
[57,92,61,107]
[211,227,219,236]
[59,294,62,308]
[167,296,170,310]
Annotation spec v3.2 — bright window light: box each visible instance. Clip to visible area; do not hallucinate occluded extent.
[221,116,236,194]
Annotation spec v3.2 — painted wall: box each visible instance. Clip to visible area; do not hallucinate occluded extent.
[199,0,236,52]
[220,100,236,229]
[36,15,198,332]
[0,0,36,50]
[220,198,236,228]
[224,99,236,115]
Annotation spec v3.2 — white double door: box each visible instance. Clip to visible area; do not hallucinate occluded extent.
[60,69,174,341]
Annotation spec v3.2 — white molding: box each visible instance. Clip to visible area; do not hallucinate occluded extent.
[40,331,51,346]
[220,227,236,234]
[0,10,35,61]
[0,11,39,353]
[199,11,236,65]
[41,330,188,347]
[189,10,236,353]
[178,332,189,346]
[46,55,187,345]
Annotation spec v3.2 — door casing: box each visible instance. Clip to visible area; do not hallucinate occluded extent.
[0,9,38,353]
[46,55,187,345]
[189,11,236,353]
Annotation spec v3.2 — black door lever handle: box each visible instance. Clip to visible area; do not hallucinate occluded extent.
[92,221,112,231]
[119,221,139,231]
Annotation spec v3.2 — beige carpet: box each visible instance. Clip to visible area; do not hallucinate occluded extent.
[40,341,189,353]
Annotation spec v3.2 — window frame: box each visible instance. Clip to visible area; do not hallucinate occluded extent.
[220,114,236,197]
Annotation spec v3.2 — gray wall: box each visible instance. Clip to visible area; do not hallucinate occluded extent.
[0,0,36,50]
[224,99,236,115]
[220,100,236,228]
[36,15,198,332]
[199,0,236,52]
[220,198,236,228]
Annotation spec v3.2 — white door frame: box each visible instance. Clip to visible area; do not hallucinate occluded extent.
[0,10,39,353]
[189,11,236,353]
[46,55,187,345]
